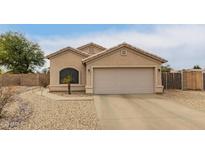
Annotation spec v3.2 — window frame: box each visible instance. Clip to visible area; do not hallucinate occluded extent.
[59,67,80,84]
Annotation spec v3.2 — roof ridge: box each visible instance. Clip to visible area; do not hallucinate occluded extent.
[77,42,106,50]
[82,42,167,63]
[46,46,89,59]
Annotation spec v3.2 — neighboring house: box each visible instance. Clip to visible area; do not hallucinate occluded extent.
[46,42,167,94]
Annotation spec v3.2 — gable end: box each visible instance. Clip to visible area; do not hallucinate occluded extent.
[82,43,167,64]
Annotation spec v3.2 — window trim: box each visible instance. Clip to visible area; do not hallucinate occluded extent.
[59,67,80,85]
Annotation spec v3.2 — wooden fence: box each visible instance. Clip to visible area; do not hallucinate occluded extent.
[183,70,202,90]
[162,72,182,89]
[0,73,49,87]
[204,73,205,90]
[162,70,205,90]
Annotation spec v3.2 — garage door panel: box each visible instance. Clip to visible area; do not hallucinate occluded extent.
[94,68,154,94]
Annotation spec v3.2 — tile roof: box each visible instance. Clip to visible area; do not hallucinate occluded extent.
[77,42,106,51]
[82,42,168,63]
[46,46,90,59]
[46,42,168,64]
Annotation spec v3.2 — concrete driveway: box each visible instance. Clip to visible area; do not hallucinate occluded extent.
[94,94,205,130]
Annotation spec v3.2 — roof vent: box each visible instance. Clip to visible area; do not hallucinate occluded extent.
[120,50,127,56]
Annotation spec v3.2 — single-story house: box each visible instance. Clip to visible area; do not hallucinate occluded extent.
[46,42,167,94]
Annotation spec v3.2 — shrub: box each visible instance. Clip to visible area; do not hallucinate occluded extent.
[40,78,49,88]
[0,87,14,118]
[39,74,49,96]
[39,74,49,88]
[161,65,172,72]
[193,65,201,69]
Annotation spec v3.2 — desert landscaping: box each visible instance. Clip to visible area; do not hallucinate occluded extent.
[0,86,99,129]
[163,90,205,111]
[1,86,205,129]
[0,31,205,130]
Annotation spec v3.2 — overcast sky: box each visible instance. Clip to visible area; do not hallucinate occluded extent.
[0,24,205,70]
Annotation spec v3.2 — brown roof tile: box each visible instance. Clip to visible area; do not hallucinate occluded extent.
[46,46,90,59]
[77,42,106,51]
[82,42,168,63]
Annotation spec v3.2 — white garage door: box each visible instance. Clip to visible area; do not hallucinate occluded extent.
[93,68,154,94]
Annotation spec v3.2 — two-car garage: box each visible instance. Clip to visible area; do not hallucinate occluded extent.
[82,43,167,94]
[93,68,154,94]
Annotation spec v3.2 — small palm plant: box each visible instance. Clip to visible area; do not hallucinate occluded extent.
[63,74,72,94]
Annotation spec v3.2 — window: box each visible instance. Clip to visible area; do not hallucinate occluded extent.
[59,68,79,84]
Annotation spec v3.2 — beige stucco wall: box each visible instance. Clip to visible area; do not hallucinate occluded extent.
[85,47,163,93]
[80,45,104,55]
[49,50,86,91]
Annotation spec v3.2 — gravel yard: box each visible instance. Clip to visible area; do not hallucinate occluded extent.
[1,87,205,130]
[19,89,99,129]
[0,87,100,130]
[52,91,92,98]
[0,87,33,129]
[162,90,205,111]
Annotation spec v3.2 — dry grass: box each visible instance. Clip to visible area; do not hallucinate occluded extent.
[0,87,14,117]
[0,86,33,129]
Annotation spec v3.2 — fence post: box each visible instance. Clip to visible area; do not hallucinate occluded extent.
[173,72,175,89]
[20,74,22,86]
[0,75,1,87]
[202,72,205,90]
[166,72,168,90]
[181,70,183,90]
[202,71,204,91]
[2,74,5,86]
[37,73,40,86]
